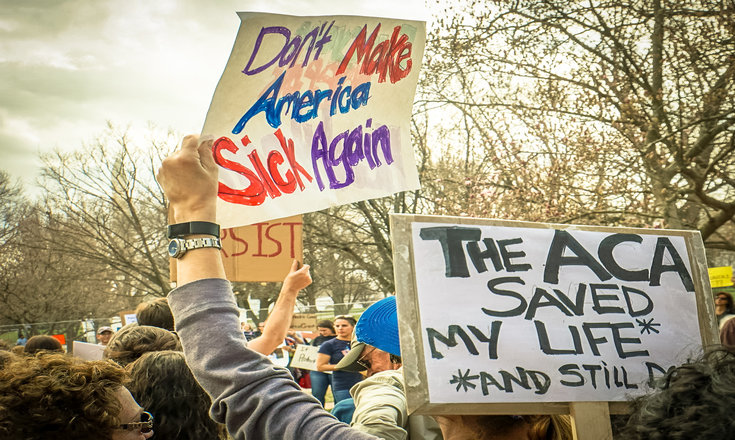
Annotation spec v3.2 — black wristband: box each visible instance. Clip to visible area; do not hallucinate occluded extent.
[167,221,220,239]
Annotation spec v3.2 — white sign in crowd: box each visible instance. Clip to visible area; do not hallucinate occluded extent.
[392,215,712,412]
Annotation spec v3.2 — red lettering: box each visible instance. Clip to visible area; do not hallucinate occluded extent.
[336,24,412,84]
[274,129,312,189]
[228,228,249,257]
[248,149,281,198]
[220,229,230,258]
[215,132,312,206]
[283,221,302,258]
[267,150,297,193]
[385,27,411,83]
[265,223,283,257]
[213,136,267,206]
[253,223,267,257]
[336,24,381,77]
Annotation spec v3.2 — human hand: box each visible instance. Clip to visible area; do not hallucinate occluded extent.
[282,260,312,293]
[156,134,218,223]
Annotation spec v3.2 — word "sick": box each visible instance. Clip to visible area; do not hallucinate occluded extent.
[214,130,313,206]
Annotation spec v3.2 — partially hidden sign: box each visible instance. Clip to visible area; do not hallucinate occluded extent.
[289,344,321,371]
[170,215,303,283]
[221,215,303,282]
[203,11,426,228]
[390,214,717,414]
[708,266,733,288]
[291,313,318,331]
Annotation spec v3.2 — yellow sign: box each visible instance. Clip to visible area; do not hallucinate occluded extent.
[709,266,734,288]
[291,313,318,331]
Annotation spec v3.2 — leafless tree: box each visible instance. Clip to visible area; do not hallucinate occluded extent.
[423,0,735,249]
[38,125,178,296]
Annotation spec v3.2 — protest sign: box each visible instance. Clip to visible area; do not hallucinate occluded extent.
[291,312,318,331]
[72,341,105,361]
[221,215,303,282]
[709,266,733,288]
[390,214,717,416]
[119,310,137,326]
[170,215,303,283]
[203,8,426,228]
[289,344,321,371]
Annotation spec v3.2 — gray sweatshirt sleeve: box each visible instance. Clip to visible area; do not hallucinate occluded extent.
[168,278,378,440]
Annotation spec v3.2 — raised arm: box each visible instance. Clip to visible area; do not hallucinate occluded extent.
[249,260,311,355]
[157,135,376,440]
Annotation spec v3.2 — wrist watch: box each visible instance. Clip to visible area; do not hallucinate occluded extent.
[168,236,222,259]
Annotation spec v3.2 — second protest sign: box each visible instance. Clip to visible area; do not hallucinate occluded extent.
[390,214,717,415]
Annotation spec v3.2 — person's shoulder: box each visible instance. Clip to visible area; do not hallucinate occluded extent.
[720,314,735,329]
[318,337,338,351]
[363,369,404,387]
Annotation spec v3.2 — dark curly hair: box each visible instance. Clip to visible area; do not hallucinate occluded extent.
[127,350,227,440]
[621,347,735,439]
[0,352,126,440]
[104,324,182,367]
[136,297,175,331]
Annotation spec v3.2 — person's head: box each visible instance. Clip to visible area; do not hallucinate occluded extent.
[127,351,226,440]
[97,326,115,345]
[435,414,572,440]
[317,319,336,336]
[104,325,182,367]
[621,347,735,439]
[0,350,15,369]
[241,322,252,331]
[336,297,402,376]
[715,291,734,313]
[135,298,175,331]
[0,352,153,440]
[24,335,64,355]
[333,315,357,340]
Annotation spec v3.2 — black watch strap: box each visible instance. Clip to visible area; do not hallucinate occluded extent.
[167,221,221,239]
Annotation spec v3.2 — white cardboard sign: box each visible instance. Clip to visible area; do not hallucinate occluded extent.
[72,340,105,361]
[203,10,426,228]
[289,344,321,371]
[391,215,715,413]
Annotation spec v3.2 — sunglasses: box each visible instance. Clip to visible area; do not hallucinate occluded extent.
[356,346,376,371]
[119,411,154,433]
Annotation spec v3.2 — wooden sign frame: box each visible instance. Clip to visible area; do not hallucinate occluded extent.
[390,214,717,436]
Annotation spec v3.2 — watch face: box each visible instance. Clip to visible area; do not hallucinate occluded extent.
[168,240,181,258]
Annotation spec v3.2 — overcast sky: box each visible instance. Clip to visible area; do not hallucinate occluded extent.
[0,0,244,191]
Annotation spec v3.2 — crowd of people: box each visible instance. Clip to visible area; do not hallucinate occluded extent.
[1,134,734,439]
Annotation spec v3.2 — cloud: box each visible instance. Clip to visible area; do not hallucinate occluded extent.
[0,0,244,190]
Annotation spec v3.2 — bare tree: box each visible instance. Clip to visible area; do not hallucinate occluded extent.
[39,125,178,296]
[0,171,28,254]
[0,209,131,342]
[424,0,735,249]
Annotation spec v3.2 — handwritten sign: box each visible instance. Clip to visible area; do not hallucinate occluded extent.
[289,344,321,370]
[390,214,717,414]
[203,11,425,228]
[221,215,303,282]
[119,310,137,326]
[291,313,318,331]
[170,215,303,283]
[709,266,733,288]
